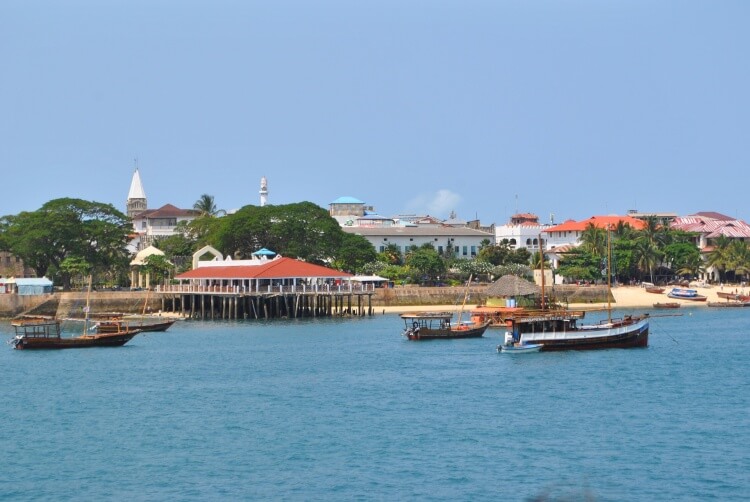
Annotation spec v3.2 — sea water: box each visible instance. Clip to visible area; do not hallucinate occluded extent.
[1,308,748,501]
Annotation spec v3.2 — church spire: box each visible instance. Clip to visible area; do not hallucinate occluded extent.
[126,167,147,218]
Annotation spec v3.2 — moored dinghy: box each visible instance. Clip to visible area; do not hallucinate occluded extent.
[498,332,542,353]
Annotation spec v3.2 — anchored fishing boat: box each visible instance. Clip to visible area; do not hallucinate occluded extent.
[9,316,141,350]
[401,312,490,340]
[499,228,649,351]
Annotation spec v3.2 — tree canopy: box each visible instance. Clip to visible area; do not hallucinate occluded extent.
[0,198,131,288]
[206,201,348,265]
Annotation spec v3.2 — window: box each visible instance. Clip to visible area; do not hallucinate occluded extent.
[471,246,476,256]
[438,246,444,254]
[509,238,517,246]
[379,246,385,252]
[526,238,531,245]
[462,246,468,256]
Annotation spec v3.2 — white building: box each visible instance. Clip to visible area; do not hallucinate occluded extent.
[126,169,199,251]
[495,213,551,252]
[342,226,494,259]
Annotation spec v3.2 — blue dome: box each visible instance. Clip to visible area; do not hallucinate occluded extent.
[331,196,364,204]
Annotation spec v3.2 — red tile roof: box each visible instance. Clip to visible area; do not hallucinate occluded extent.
[671,215,750,239]
[175,257,353,280]
[138,204,199,219]
[544,215,646,233]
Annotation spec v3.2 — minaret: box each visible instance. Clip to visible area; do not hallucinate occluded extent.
[259,176,268,207]
[126,168,147,218]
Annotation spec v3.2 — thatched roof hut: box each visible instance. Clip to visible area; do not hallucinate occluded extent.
[485,274,540,298]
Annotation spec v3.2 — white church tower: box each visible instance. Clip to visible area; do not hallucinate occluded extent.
[260,176,268,207]
[126,168,147,218]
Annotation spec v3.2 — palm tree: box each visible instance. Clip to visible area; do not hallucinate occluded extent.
[676,253,705,280]
[580,223,607,258]
[193,194,226,217]
[706,235,732,283]
[634,237,661,283]
[727,240,750,283]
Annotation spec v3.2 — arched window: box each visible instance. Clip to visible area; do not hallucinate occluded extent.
[532,238,538,245]
[526,238,532,245]
[509,238,517,246]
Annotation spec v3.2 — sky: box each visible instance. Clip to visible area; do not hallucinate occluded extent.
[2,1,749,226]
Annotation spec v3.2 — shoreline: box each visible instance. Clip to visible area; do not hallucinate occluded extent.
[379,285,743,314]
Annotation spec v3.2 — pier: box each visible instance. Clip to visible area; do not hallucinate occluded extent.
[156,284,375,320]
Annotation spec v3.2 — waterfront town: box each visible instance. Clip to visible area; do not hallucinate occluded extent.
[2,167,750,319]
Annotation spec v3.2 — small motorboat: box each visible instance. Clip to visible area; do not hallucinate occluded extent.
[497,331,542,353]
[498,343,542,354]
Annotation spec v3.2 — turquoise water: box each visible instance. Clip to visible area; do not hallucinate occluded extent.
[1,309,749,501]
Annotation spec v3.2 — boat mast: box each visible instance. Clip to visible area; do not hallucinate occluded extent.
[539,233,545,310]
[607,226,612,323]
[457,274,472,325]
[83,274,93,335]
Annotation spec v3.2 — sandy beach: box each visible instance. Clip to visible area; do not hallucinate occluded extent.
[379,284,745,313]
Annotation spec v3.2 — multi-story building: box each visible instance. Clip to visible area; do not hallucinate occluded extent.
[126,168,199,251]
[495,213,551,252]
[331,196,495,258]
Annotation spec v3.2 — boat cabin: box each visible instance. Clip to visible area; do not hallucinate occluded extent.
[401,312,455,331]
[12,317,61,340]
[506,310,586,341]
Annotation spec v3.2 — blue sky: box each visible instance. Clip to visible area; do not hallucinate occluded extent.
[2,1,749,225]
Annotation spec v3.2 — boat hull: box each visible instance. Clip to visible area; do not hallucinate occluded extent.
[13,331,140,350]
[499,344,542,353]
[653,303,680,309]
[405,322,489,340]
[520,318,649,351]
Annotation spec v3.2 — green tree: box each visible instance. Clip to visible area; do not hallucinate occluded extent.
[193,194,226,217]
[59,256,92,290]
[727,240,750,283]
[332,233,377,273]
[580,223,607,258]
[634,237,661,283]
[208,202,345,265]
[378,243,403,265]
[1,198,131,289]
[142,254,174,285]
[405,246,445,283]
[707,235,732,283]
[676,253,705,280]
[556,247,601,282]
[477,239,513,266]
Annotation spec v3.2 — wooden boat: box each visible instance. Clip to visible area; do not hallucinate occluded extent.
[498,228,649,352]
[96,317,176,333]
[707,301,747,308]
[716,291,750,302]
[401,312,490,340]
[9,316,141,350]
[503,310,649,351]
[645,286,665,294]
[667,288,707,301]
[470,305,525,327]
[653,302,680,309]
